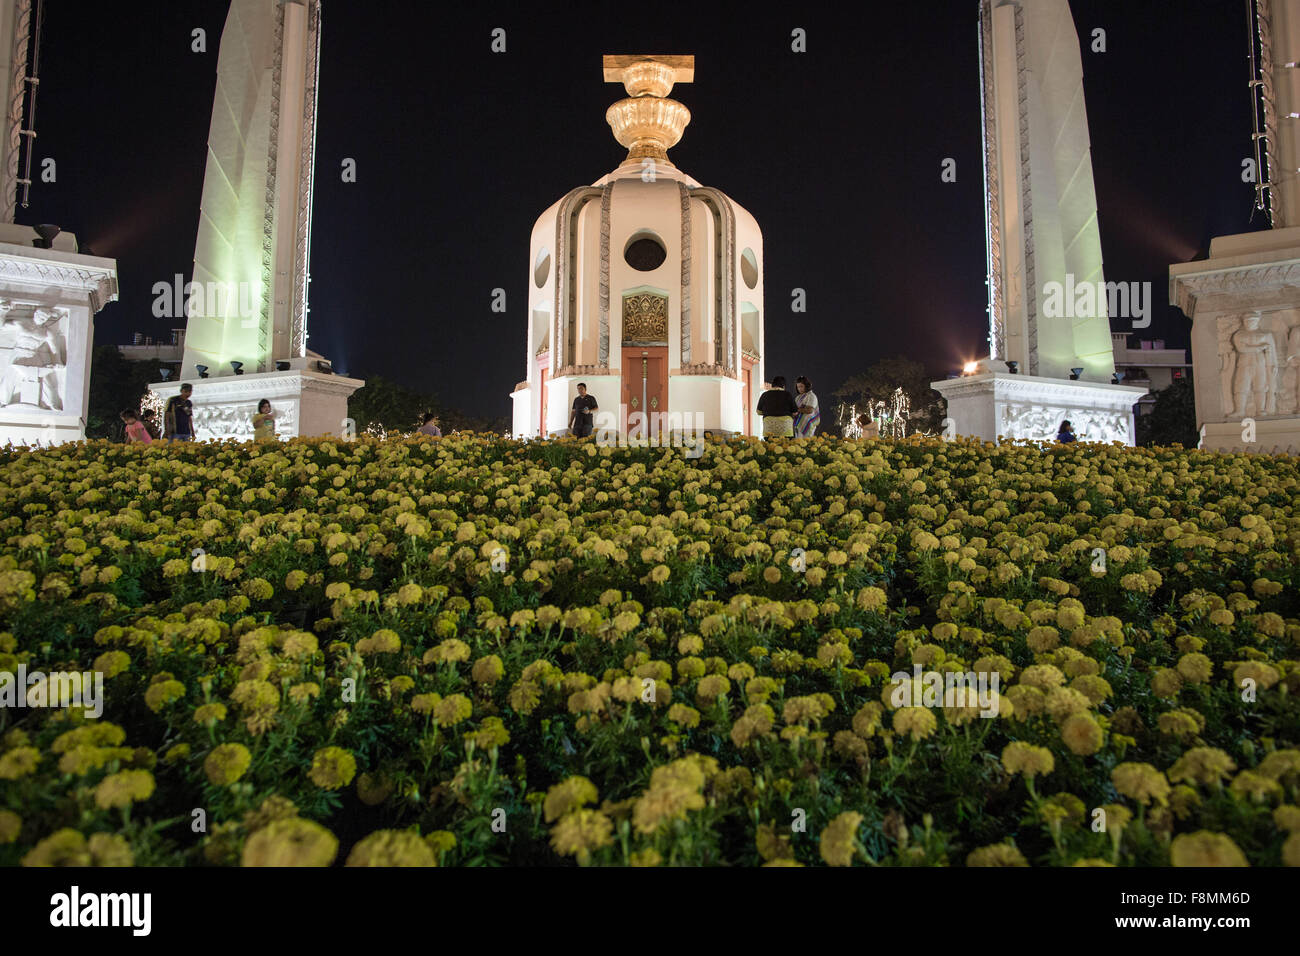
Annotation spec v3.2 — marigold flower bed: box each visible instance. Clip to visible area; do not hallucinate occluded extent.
[0,435,1298,866]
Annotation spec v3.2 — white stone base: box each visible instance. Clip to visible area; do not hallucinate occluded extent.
[1198,418,1300,455]
[0,411,86,448]
[931,372,1147,444]
[149,368,364,441]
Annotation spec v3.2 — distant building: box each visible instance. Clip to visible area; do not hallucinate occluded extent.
[120,328,186,364]
[1110,332,1192,415]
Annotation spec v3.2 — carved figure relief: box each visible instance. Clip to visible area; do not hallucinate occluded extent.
[0,300,68,411]
[1230,312,1278,417]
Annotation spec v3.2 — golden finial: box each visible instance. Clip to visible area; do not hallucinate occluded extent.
[603,55,694,165]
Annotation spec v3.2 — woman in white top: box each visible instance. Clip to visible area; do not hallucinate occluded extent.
[793,376,820,437]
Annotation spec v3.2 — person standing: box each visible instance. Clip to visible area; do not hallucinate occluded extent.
[1056,420,1077,443]
[569,383,598,437]
[793,376,820,438]
[417,412,442,437]
[756,376,798,438]
[164,383,196,441]
[856,412,880,439]
[121,409,152,444]
[252,399,276,441]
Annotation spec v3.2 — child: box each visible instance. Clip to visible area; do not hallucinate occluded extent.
[252,399,276,441]
[121,409,152,444]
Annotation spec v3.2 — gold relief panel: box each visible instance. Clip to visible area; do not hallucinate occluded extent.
[622,292,668,342]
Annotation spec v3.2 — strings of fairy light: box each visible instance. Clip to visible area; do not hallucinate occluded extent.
[835,386,911,438]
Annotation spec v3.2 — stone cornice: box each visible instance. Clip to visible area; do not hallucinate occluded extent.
[1169,258,1300,320]
[149,369,363,400]
[0,249,119,312]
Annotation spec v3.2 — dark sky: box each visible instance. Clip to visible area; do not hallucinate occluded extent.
[26,0,1264,415]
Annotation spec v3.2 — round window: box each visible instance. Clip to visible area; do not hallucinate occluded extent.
[624,234,667,272]
[534,248,551,287]
[741,248,759,289]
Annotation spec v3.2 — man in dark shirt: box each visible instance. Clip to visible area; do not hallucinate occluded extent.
[569,383,598,437]
[165,383,196,441]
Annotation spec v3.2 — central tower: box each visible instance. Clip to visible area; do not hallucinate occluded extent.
[510,55,765,439]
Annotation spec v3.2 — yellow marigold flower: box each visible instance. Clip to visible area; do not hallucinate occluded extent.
[242,818,338,867]
[1234,660,1281,690]
[677,634,704,655]
[411,692,442,715]
[783,694,834,725]
[89,832,134,867]
[1112,762,1171,805]
[545,776,599,822]
[467,716,510,750]
[230,678,279,712]
[94,769,155,810]
[0,746,40,779]
[425,830,457,856]
[92,650,131,679]
[194,702,227,725]
[144,679,185,713]
[507,680,541,714]
[550,808,614,861]
[629,848,661,867]
[204,743,252,786]
[1275,805,1300,831]
[356,772,394,806]
[0,809,20,843]
[433,694,473,726]
[424,638,471,664]
[893,707,938,741]
[695,674,731,705]
[1167,747,1237,788]
[356,628,401,655]
[852,702,884,738]
[308,746,357,790]
[667,703,701,728]
[1157,710,1202,740]
[1283,832,1300,867]
[346,829,438,867]
[1176,653,1214,684]
[1169,831,1249,867]
[967,843,1029,866]
[650,564,671,584]
[1018,664,1066,691]
[1061,713,1104,756]
[21,828,92,867]
[284,569,308,591]
[857,586,887,612]
[763,566,782,584]
[1001,742,1055,779]
[819,811,864,866]
[1151,668,1184,698]
[1229,770,1281,802]
[471,654,505,685]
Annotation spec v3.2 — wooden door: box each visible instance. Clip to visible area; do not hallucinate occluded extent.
[622,347,668,439]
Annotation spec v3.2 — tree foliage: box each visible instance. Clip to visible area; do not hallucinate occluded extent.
[86,346,166,440]
[1135,378,1199,449]
[348,375,508,436]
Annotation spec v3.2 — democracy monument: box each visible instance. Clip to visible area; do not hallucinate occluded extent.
[510,55,765,439]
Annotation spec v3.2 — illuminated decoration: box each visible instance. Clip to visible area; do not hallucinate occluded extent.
[834,389,910,439]
[511,54,765,439]
[149,0,361,440]
[935,0,1144,444]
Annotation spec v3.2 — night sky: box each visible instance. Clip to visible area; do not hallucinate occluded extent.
[25,0,1264,416]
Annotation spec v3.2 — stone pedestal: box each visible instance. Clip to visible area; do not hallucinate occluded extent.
[932,372,1146,444]
[149,366,363,441]
[1169,228,1300,455]
[0,237,118,447]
